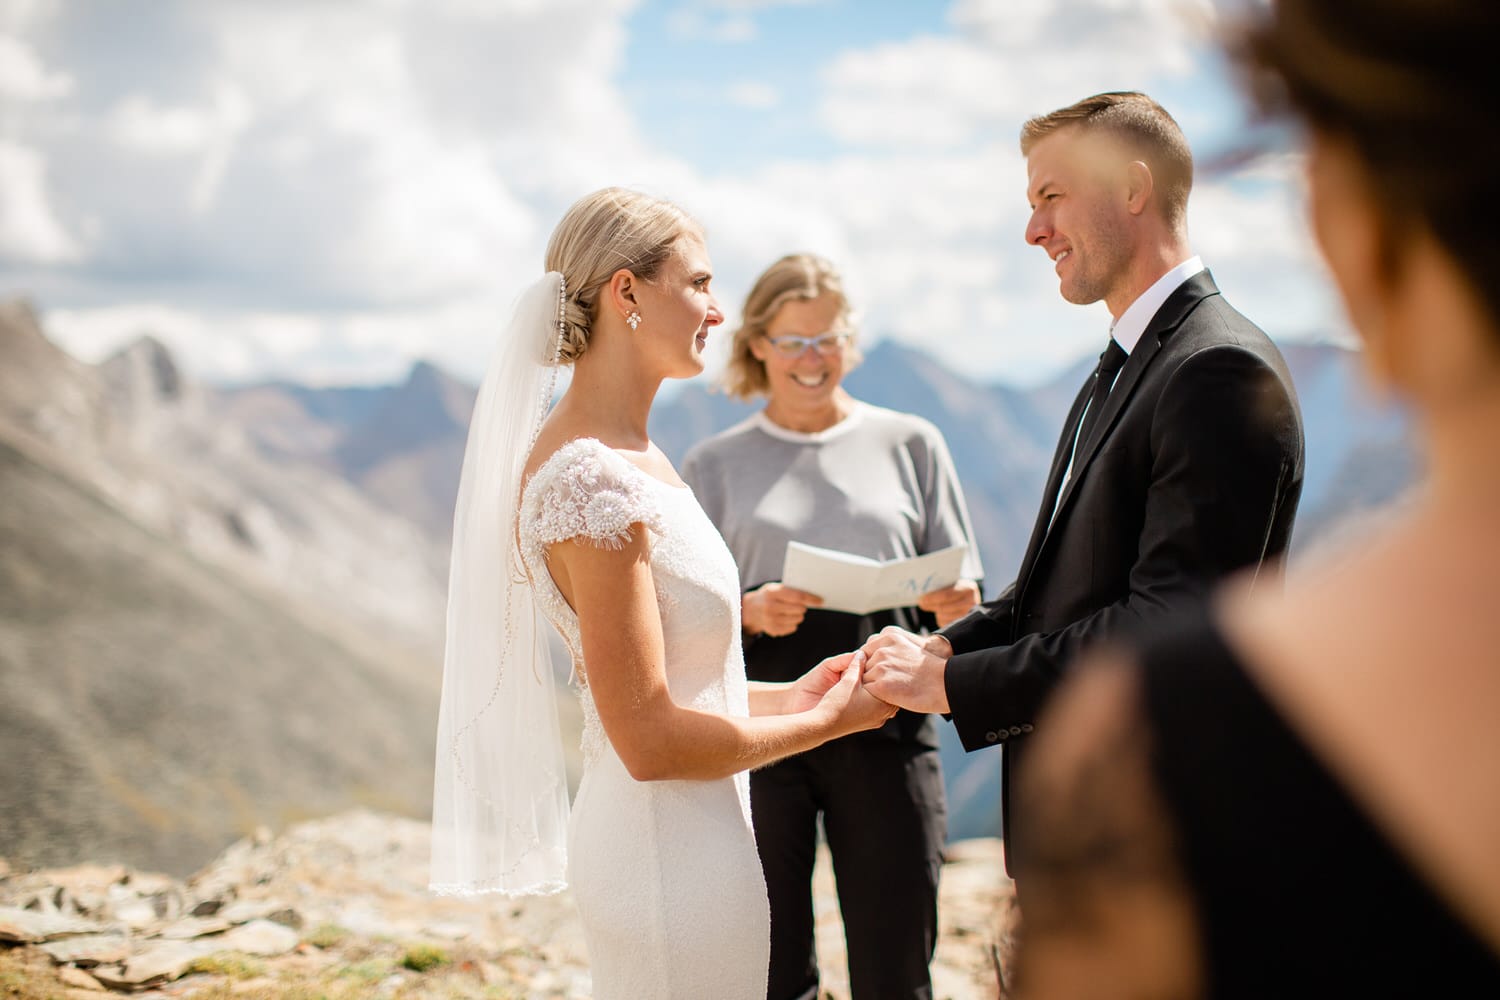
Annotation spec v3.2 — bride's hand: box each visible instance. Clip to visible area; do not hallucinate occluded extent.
[814,651,898,736]
[784,650,857,715]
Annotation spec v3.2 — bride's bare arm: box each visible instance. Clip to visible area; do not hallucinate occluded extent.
[547,528,894,781]
[747,682,791,716]
[747,655,856,717]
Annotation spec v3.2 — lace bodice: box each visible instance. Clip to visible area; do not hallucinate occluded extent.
[518,437,749,767]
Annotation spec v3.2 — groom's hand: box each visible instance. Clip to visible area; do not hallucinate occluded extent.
[862,626,954,714]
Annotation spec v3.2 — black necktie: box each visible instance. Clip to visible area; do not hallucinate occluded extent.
[1075,338,1128,452]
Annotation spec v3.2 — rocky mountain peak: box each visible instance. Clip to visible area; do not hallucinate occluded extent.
[333,359,475,478]
[400,358,473,425]
[0,298,81,389]
[102,335,184,405]
[0,298,49,356]
[0,298,108,452]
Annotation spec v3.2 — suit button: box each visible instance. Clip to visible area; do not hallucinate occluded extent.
[1009,726,1022,736]
[985,730,1000,743]
[1021,724,1034,733]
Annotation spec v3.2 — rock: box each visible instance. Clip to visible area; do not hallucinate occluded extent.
[92,940,204,989]
[120,871,178,896]
[37,932,132,965]
[214,918,300,956]
[219,899,294,926]
[158,916,236,939]
[57,964,107,990]
[2,864,130,919]
[105,879,183,927]
[264,906,304,929]
[0,905,102,943]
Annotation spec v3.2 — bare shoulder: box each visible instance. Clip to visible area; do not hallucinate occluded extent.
[1221,510,1500,723]
[1220,510,1500,951]
[623,441,687,489]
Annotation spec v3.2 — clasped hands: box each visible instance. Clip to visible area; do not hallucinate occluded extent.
[760,578,976,729]
[747,575,972,731]
[788,627,955,734]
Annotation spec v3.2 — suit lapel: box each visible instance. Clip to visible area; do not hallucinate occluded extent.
[1044,271,1222,541]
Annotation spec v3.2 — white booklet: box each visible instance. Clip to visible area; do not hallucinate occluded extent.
[780,541,969,616]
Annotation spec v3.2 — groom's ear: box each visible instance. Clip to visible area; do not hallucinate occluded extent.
[1125,160,1154,217]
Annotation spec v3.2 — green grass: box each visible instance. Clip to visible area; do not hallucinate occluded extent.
[189,952,267,979]
[303,922,350,950]
[336,956,392,984]
[400,943,450,973]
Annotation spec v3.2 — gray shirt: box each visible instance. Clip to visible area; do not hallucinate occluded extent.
[681,401,983,595]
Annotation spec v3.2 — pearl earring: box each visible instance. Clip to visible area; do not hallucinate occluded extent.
[626,311,642,331]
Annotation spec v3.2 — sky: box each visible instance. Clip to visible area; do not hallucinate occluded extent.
[0,0,1343,389]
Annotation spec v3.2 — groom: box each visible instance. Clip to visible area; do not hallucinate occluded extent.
[862,91,1305,878]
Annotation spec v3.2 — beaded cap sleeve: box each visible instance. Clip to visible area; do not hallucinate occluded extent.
[522,438,667,553]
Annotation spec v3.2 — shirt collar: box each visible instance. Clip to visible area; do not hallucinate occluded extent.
[1109,256,1204,355]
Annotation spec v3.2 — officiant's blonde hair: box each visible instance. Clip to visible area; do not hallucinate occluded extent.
[722,253,861,401]
[545,187,702,364]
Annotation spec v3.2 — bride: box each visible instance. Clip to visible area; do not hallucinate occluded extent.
[430,188,896,998]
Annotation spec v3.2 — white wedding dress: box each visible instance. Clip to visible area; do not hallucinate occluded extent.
[518,437,771,999]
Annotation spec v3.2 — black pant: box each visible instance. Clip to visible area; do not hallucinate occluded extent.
[752,734,947,1000]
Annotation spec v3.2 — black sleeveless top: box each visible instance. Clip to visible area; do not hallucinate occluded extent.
[1137,609,1500,996]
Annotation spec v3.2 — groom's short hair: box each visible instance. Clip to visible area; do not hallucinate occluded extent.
[1021,91,1194,230]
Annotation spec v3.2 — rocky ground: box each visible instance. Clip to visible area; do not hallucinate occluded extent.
[0,810,1013,999]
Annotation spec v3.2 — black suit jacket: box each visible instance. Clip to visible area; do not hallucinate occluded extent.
[940,271,1305,870]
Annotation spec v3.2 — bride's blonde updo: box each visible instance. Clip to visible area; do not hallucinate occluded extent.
[544,187,702,364]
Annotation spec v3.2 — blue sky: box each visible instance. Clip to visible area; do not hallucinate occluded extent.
[620,1,951,171]
[0,0,1341,388]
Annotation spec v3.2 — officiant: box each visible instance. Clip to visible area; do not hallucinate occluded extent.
[682,253,983,1000]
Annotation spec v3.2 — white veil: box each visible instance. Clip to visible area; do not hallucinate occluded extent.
[430,272,569,897]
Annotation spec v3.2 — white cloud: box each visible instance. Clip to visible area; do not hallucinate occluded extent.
[0,32,70,99]
[43,298,511,387]
[1189,154,1341,340]
[0,140,80,262]
[726,81,779,110]
[667,10,759,42]
[821,0,1217,150]
[666,0,825,42]
[107,85,253,212]
[0,0,666,378]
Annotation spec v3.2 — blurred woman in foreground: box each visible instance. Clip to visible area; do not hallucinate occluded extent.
[1014,1,1500,996]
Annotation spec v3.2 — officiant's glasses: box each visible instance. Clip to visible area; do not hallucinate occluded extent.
[764,331,851,357]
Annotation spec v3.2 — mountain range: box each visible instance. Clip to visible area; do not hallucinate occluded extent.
[0,301,445,874]
[0,297,1414,867]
